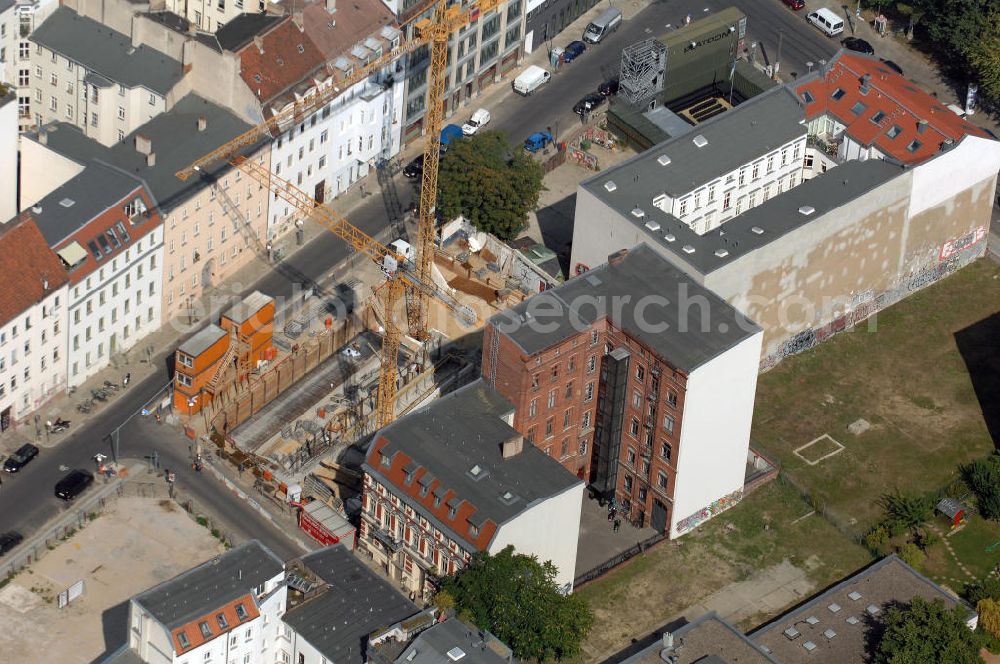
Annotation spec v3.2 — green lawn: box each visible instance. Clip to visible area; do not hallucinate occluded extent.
[752,259,1000,534]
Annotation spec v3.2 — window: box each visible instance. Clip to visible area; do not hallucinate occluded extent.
[177,373,193,387]
[849,101,867,116]
[550,363,559,382]
[178,631,191,649]
[678,199,688,216]
[660,442,672,461]
[722,190,732,211]
[528,399,537,417]
[831,88,846,101]
[48,96,56,111]
[49,72,57,86]
[547,389,556,409]
[582,410,592,430]
[800,90,814,104]
[629,417,639,437]
[148,93,157,106]
[584,382,594,401]
[752,162,760,180]
[626,447,636,466]
[657,472,668,490]
[623,475,632,493]
[632,391,641,408]
[663,414,675,434]
[568,355,576,372]
[198,622,212,639]
[590,330,599,345]
[117,106,125,120]
[906,140,922,153]
[563,408,572,430]
[217,614,229,629]
[18,42,28,59]
[565,381,573,399]
[17,69,27,86]
[887,125,902,139]
[667,390,677,407]
[545,418,553,438]
[766,155,774,173]
[531,373,539,390]
[587,355,596,373]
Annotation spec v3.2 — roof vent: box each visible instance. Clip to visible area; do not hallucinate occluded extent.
[682,245,695,254]
[447,647,466,661]
[501,435,524,459]
[751,226,764,235]
[663,233,675,243]
[783,627,800,640]
[866,605,881,616]
[692,134,708,148]
[604,180,617,192]
[631,206,645,218]
[803,641,817,652]
[645,220,661,232]
[824,629,837,640]
[798,205,816,216]
[805,616,819,626]
[828,603,841,613]
[31,205,42,214]
[59,198,75,208]
[848,591,862,601]
[846,616,860,625]
[656,154,672,166]
[714,248,729,258]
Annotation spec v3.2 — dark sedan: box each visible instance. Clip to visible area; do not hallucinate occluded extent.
[573,93,606,116]
[599,78,620,96]
[563,40,587,62]
[0,532,23,555]
[842,37,875,55]
[402,155,424,179]
[55,469,94,501]
[3,443,39,473]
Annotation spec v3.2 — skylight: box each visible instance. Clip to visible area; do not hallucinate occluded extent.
[850,101,867,116]
[798,205,816,216]
[870,110,886,124]
[831,88,846,101]
[906,140,922,153]
[714,248,729,258]
[447,647,467,661]
[692,134,708,148]
[59,198,75,208]
[801,91,814,104]
[887,125,902,139]
[603,180,617,192]
[663,233,675,242]
[682,245,695,254]
[751,226,765,235]
[656,154,672,166]
[630,206,645,219]
[645,221,660,231]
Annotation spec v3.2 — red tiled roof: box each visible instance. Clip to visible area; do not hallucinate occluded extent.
[172,593,260,653]
[0,218,69,328]
[236,17,327,105]
[796,51,992,165]
[290,0,396,62]
[368,436,498,551]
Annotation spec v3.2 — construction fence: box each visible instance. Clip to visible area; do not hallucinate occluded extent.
[203,314,365,435]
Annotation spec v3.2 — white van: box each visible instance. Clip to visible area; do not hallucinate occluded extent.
[807,8,844,37]
[513,65,551,96]
[583,7,623,44]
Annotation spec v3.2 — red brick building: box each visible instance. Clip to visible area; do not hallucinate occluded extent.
[483,245,763,536]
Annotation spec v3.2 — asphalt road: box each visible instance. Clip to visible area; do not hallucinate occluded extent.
[0,0,841,559]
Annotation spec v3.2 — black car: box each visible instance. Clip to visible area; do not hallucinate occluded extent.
[402,155,424,179]
[55,469,94,501]
[0,531,23,555]
[880,59,904,75]
[3,443,39,473]
[599,78,620,96]
[841,37,875,55]
[573,93,606,116]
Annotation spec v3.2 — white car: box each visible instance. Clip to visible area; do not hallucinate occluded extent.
[461,108,491,135]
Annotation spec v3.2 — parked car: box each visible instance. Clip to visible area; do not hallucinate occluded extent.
[781,0,805,9]
[880,59,904,75]
[562,40,587,62]
[461,108,491,135]
[524,130,554,153]
[512,65,551,95]
[599,78,620,96]
[573,93,606,116]
[3,443,38,473]
[0,532,23,556]
[841,37,875,55]
[807,8,845,37]
[402,155,424,179]
[55,469,94,501]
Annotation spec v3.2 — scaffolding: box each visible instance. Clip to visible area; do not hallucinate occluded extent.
[619,38,667,106]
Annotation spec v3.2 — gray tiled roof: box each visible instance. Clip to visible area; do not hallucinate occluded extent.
[29,161,142,247]
[494,244,760,371]
[133,541,283,630]
[34,94,262,213]
[364,380,582,547]
[395,620,513,664]
[282,545,419,664]
[588,85,807,200]
[31,7,183,95]
[215,12,285,51]
[594,159,906,276]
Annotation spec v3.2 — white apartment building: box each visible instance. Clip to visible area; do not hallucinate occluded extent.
[0,0,59,130]
[29,6,184,145]
[164,0,267,34]
[0,89,17,221]
[360,380,584,599]
[0,216,68,430]
[31,162,164,387]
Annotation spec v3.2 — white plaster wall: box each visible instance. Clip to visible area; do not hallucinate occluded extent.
[669,330,762,538]
[908,135,1000,217]
[488,481,584,590]
[0,97,18,222]
[19,133,85,210]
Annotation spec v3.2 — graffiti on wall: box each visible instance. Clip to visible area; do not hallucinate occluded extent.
[940,226,986,262]
[675,488,744,535]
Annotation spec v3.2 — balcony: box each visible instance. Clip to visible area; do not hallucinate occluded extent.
[369,524,402,553]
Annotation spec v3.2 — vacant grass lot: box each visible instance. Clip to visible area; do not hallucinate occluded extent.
[574,480,870,661]
[752,259,1000,534]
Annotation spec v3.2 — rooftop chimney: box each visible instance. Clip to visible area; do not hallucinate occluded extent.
[292,10,304,31]
[501,434,524,459]
[253,35,264,54]
[326,0,337,13]
[146,152,156,167]
[134,134,152,155]
[197,115,207,132]
[37,128,47,145]
[607,248,628,266]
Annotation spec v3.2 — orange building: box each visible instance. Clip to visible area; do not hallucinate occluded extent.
[173,290,274,414]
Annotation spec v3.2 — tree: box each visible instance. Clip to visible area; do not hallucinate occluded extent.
[979,598,1000,640]
[874,597,981,664]
[437,130,544,241]
[436,546,593,661]
[878,489,933,533]
[964,8,1000,102]
[895,3,925,40]
[962,453,1000,520]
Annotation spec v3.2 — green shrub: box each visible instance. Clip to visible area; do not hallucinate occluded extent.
[963,453,1000,520]
[966,576,1000,604]
[865,524,890,553]
[879,489,934,532]
[897,542,925,569]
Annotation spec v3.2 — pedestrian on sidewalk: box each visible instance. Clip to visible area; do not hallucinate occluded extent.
[613,518,621,533]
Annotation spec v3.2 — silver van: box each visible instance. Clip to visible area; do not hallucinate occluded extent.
[583,8,623,44]
[807,8,844,37]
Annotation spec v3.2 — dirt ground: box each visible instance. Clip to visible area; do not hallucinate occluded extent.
[0,497,224,664]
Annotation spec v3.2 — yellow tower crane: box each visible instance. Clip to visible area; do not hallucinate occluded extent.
[177,0,500,427]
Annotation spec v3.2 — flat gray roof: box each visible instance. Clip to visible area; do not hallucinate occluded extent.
[34,94,262,213]
[133,541,283,630]
[223,290,274,324]
[364,380,582,547]
[30,161,142,247]
[750,555,969,664]
[178,323,227,357]
[590,159,906,276]
[395,619,513,664]
[589,85,807,200]
[31,7,183,95]
[494,244,760,371]
[283,545,419,664]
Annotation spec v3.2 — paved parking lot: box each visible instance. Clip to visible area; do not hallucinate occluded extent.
[0,497,224,664]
